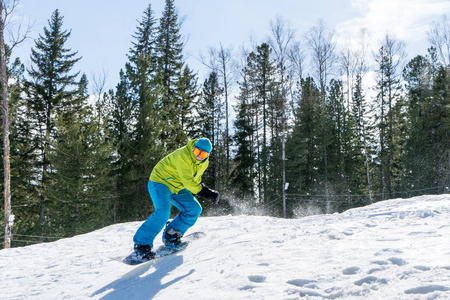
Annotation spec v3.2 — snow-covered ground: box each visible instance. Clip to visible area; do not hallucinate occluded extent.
[1,194,450,299]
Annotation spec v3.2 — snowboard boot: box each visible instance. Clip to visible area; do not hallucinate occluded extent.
[162,225,184,249]
[133,244,155,261]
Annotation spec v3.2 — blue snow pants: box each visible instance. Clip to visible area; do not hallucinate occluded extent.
[133,180,202,246]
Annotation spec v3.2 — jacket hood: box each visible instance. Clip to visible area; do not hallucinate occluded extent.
[187,139,208,164]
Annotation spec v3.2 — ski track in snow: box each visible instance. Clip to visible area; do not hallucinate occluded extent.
[1,194,449,299]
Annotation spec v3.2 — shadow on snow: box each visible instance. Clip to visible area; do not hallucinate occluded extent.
[92,254,194,300]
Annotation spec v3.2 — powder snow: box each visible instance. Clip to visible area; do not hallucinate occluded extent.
[1,194,449,299]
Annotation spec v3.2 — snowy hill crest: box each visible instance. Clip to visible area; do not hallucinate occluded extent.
[1,194,450,299]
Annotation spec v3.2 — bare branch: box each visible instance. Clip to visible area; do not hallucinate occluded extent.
[305,19,337,96]
[91,68,109,96]
[7,17,33,55]
[428,14,450,66]
[1,0,33,56]
[287,41,304,82]
[268,16,295,67]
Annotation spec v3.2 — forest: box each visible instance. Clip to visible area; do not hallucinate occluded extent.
[1,0,449,247]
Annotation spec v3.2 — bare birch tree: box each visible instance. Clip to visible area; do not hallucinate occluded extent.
[268,16,294,217]
[306,19,337,98]
[1,0,31,248]
[354,28,373,204]
[428,14,450,66]
[91,69,109,122]
[287,41,305,110]
[339,44,357,109]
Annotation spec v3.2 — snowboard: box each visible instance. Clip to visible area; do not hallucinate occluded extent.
[115,231,206,266]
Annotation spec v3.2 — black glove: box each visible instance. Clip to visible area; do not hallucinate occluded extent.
[196,183,220,205]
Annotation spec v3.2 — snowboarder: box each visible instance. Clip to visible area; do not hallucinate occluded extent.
[132,138,219,261]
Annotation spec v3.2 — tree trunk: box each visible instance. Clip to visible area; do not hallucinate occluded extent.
[0,0,12,249]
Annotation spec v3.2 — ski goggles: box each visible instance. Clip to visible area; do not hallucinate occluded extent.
[193,146,210,159]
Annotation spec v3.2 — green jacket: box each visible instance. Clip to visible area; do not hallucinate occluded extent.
[150,139,209,194]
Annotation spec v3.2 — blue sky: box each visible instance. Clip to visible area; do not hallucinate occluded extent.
[9,0,450,92]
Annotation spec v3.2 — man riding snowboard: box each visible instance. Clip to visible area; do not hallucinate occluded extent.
[132,138,219,261]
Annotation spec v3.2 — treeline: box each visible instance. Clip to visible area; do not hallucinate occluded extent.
[230,18,449,217]
[1,1,449,245]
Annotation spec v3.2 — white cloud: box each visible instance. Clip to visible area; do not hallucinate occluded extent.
[336,0,450,57]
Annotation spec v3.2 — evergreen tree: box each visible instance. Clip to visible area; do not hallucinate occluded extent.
[120,4,162,221]
[177,65,199,137]
[423,65,450,192]
[156,0,188,150]
[285,77,323,214]
[401,55,431,193]
[232,44,280,213]
[128,4,158,82]
[195,72,224,198]
[373,34,406,200]
[266,86,284,211]
[325,79,365,211]
[247,43,276,204]
[23,9,83,241]
[7,57,40,242]
[232,71,256,201]
[46,110,115,237]
[402,50,450,195]
[108,70,136,221]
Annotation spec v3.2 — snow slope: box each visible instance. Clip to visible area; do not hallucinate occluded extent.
[1,194,450,300]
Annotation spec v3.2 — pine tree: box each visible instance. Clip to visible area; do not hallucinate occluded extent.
[156,0,183,98]
[156,0,192,150]
[232,71,256,201]
[7,57,40,243]
[177,65,198,138]
[402,56,428,193]
[231,44,282,213]
[128,4,158,81]
[120,4,162,221]
[23,9,83,241]
[156,0,197,151]
[402,50,450,195]
[108,70,136,221]
[195,72,224,199]
[46,109,115,237]
[423,65,450,192]
[266,86,284,211]
[325,79,365,211]
[373,34,406,200]
[247,43,276,204]
[285,77,323,214]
